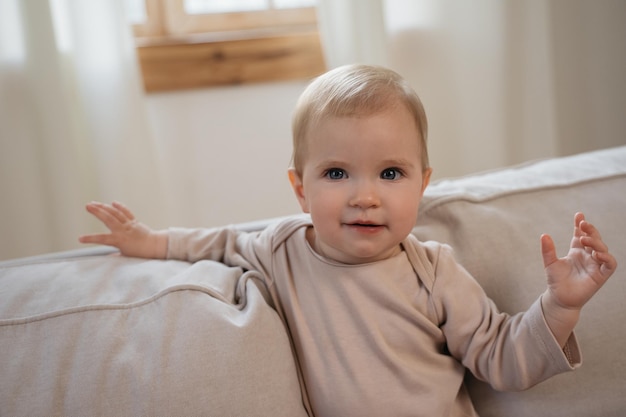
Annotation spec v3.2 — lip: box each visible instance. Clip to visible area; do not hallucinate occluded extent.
[344,221,385,233]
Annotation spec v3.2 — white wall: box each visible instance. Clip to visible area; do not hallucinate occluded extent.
[144,81,305,229]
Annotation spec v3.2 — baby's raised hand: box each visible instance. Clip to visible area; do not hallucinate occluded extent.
[79,201,168,259]
[541,212,617,309]
[539,212,617,347]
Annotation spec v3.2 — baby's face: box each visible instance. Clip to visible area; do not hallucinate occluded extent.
[289,106,431,264]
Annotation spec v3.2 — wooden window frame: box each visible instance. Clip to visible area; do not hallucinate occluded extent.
[131,0,326,92]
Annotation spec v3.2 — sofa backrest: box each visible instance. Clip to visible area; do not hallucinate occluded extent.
[413,146,626,417]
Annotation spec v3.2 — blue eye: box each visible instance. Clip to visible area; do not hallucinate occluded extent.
[325,168,346,180]
[381,168,402,180]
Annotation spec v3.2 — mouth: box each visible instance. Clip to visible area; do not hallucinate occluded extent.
[344,221,385,232]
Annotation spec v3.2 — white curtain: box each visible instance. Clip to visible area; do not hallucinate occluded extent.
[316,0,626,178]
[0,0,163,260]
[316,0,389,68]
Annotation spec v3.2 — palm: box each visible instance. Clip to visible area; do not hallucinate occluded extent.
[545,243,605,308]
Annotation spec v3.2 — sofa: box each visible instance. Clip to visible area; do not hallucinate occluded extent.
[1,146,624,417]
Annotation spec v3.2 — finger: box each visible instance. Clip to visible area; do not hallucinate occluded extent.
[541,234,559,267]
[86,203,125,230]
[579,219,610,258]
[579,219,602,240]
[112,201,136,221]
[593,249,613,264]
[574,213,601,254]
[580,234,609,254]
[597,252,618,277]
[586,238,616,268]
[78,233,117,246]
[97,202,132,224]
[86,202,113,222]
[95,201,135,224]
[573,212,585,235]
[576,215,606,246]
[574,212,585,227]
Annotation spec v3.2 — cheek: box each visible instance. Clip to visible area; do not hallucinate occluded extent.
[307,189,343,222]
[390,190,422,223]
[309,191,339,214]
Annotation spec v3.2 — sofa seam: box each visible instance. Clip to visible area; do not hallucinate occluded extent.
[0,284,236,327]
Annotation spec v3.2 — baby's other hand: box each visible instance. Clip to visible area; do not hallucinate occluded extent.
[541,212,617,310]
[79,201,168,259]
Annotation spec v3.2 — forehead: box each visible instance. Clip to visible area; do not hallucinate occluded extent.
[304,106,423,168]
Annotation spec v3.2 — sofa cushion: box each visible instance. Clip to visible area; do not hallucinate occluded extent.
[0,254,307,416]
[414,146,626,417]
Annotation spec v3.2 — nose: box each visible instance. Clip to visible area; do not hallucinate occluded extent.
[349,180,381,209]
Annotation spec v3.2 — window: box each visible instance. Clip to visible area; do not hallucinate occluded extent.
[124,0,326,92]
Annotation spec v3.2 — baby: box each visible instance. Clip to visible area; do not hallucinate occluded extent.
[80,64,617,416]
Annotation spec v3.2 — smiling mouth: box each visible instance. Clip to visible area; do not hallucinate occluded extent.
[345,222,384,230]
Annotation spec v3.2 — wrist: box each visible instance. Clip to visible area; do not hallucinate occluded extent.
[541,291,581,348]
[151,230,169,259]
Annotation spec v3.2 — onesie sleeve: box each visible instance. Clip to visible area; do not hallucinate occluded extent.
[429,244,581,391]
[166,225,274,278]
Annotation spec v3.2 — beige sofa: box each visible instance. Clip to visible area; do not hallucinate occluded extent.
[1,146,625,416]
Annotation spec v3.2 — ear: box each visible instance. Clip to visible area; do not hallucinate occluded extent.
[288,168,310,213]
[420,168,432,197]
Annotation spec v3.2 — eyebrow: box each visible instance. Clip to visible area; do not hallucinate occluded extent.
[314,158,418,171]
[315,159,347,168]
[380,158,417,169]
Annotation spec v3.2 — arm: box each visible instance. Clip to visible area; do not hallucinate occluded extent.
[540,212,617,348]
[78,201,168,259]
[429,243,574,391]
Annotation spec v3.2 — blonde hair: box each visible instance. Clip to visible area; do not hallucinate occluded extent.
[291,64,429,174]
